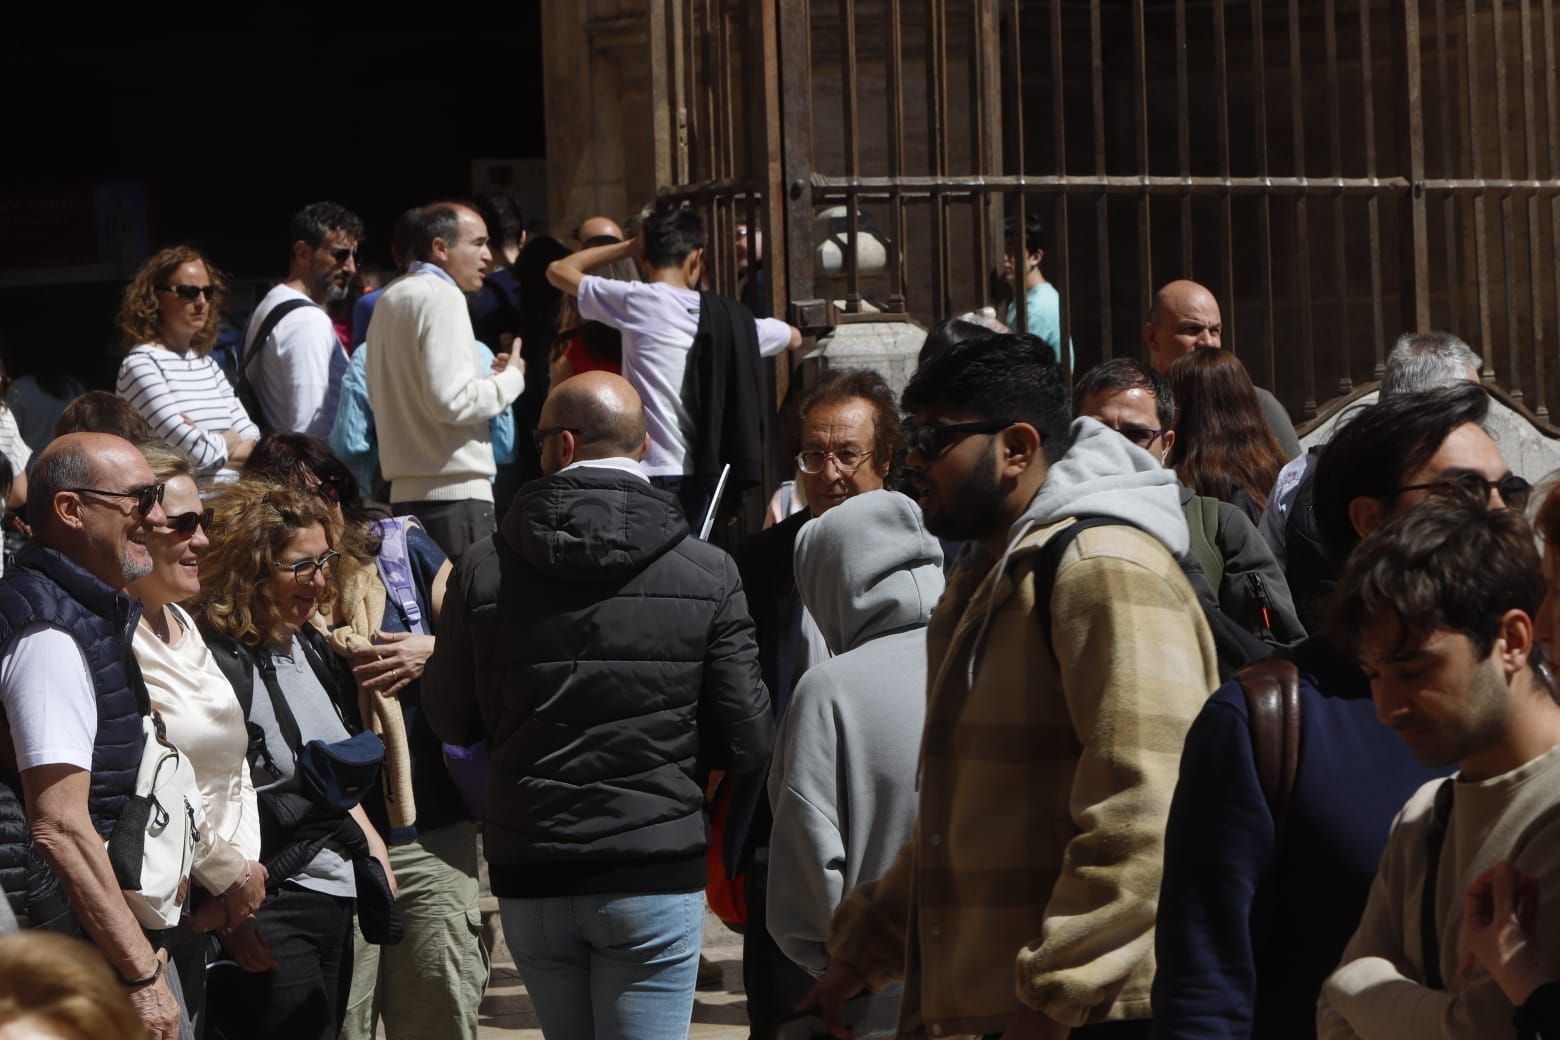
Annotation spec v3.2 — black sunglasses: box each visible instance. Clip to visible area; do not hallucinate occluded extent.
[533,426,584,452]
[1394,471,1533,512]
[68,482,165,518]
[158,508,212,536]
[903,419,1018,461]
[328,247,356,264]
[311,476,346,506]
[159,284,216,302]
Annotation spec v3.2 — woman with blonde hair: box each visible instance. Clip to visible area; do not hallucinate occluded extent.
[125,440,268,1035]
[0,931,145,1040]
[116,246,259,480]
[192,480,394,1040]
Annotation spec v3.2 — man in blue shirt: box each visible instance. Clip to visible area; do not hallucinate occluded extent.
[1003,212,1073,374]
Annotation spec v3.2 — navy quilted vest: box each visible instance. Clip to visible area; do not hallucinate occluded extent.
[0,547,145,839]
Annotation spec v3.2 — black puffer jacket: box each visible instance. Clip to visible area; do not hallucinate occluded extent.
[425,466,773,898]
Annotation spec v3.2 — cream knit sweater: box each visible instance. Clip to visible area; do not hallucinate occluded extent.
[364,272,524,503]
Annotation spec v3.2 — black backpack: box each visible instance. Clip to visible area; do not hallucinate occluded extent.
[235,298,316,434]
[1033,515,1271,683]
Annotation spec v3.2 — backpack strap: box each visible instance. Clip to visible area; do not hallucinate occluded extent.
[372,517,427,635]
[1236,658,1302,845]
[1420,778,1456,989]
[237,298,315,428]
[1031,517,1120,663]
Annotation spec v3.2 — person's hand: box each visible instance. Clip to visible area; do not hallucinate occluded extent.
[364,826,398,899]
[1000,1007,1070,1040]
[189,891,227,933]
[795,959,867,1039]
[221,917,277,973]
[221,860,269,931]
[125,949,181,1040]
[227,437,256,466]
[220,428,243,452]
[179,412,198,428]
[351,631,436,696]
[1461,860,1551,1004]
[492,351,524,375]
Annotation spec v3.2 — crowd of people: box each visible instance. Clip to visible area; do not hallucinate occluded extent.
[0,189,1555,1040]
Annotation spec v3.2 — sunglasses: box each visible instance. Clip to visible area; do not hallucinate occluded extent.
[1393,471,1533,513]
[311,477,346,506]
[533,426,584,452]
[158,509,212,536]
[68,482,166,518]
[275,548,340,586]
[903,419,1018,461]
[328,247,356,264]
[159,284,217,302]
[1114,424,1165,450]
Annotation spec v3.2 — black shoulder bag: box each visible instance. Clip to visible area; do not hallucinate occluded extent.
[236,298,315,434]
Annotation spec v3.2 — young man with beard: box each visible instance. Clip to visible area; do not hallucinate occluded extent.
[1151,383,1517,1039]
[802,332,1219,1039]
[1316,493,1560,1039]
[242,201,364,438]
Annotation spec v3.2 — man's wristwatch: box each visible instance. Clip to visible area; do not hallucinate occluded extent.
[118,957,164,988]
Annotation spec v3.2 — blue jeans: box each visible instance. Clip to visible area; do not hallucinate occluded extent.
[499,890,704,1040]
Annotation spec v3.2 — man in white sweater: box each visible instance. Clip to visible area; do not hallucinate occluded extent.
[1318,490,1560,1039]
[365,202,524,559]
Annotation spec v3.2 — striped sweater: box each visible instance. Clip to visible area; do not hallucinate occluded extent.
[117,344,259,477]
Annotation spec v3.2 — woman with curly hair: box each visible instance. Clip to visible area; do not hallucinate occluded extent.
[116,246,259,481]
[192,480,394,1040]
[243,433,489,1040]
[0,931,146,1040]
[1166,348,1292,525]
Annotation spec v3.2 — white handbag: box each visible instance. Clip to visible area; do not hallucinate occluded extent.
[105,711,200,929]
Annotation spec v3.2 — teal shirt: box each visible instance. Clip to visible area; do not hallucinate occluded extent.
[1005,281,1074,372]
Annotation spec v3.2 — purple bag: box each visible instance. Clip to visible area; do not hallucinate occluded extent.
[374,517,488,820]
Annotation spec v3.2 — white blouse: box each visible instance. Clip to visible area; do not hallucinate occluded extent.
[131,603,260,890]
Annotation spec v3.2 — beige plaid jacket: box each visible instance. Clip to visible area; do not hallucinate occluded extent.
[826,516,1219,1038]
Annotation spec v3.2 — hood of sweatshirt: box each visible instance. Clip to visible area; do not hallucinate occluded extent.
[954,418,1192,690]
[503,466,687,581]
[793,490,946,656]
[1017,416,1190,556]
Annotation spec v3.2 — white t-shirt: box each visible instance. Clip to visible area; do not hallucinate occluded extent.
[0,623,97,772]
[241,284,347,441]
[576,276,793,476]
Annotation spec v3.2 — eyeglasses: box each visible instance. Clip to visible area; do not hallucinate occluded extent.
[157,509,212,536]
[533,426,584,452]
[903,419,1018,462]
[158,285,216,302]
[1111,424,1165,450]
[274,549,340,586]
[68,483,166,518]
[1393,472,1533,512]
[327,247,356,264]
[311,476,346,506]
[795,449,874,475]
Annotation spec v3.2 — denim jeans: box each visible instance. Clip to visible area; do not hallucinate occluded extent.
[499,889,705,1040]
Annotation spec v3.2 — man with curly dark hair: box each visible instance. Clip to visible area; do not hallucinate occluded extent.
[240,201,364,439]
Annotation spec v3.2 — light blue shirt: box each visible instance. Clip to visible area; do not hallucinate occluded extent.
[1005,280,1074,373]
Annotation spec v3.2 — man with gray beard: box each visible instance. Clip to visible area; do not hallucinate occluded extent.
[241,201,364,437]
[0,434,187,1039]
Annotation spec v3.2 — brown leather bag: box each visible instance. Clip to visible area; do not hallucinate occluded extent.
[1237,659,1302,844]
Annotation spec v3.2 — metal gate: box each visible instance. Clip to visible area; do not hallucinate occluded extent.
[659,0,1560,427]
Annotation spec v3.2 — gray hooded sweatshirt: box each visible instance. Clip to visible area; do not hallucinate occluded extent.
[766,490,944,992]
[960,416,1191,687]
